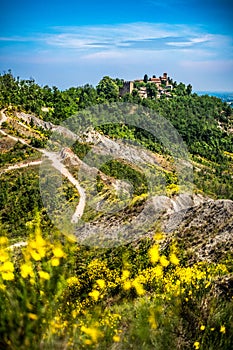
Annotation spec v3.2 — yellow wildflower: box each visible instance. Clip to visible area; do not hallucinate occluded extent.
[53,247,65,258]
[152,265,164,278]
[148,245,159,264]
[122,270,130,280]
[220,325,226,334]
[89,290,100,301]
[72,310,79,319]
[200,325,205,331]
[27,234,47,261]
[67,276,80,286]
[20,263,34,278]
[0,236,8,245]
[51,257,60,266]
[0,261,14,280]
[0,251,9,262]
[160,255,170,267]
[154,232,164,241]
[1,272,14,280]
[38,270,50,280]
[113,335,120,342]
[194,341,200,349]
[123,281,131,291]
[96,279,105,289]
[132,280,145,296]
[1,261,14,272]
[81,326,103,343]
[28,313,38,320]
[30,249,43,261]
[170,253,179,265]
[35,234,46,247]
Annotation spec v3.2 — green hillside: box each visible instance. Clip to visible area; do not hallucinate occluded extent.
[0,71,233,350]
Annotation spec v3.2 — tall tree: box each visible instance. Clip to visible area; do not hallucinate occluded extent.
[187,84,192,95]
[96,76,119,101]
[143,74,149,83]
[146,83,157,99]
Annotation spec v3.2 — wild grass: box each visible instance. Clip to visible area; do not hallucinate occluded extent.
[0,216,232,349]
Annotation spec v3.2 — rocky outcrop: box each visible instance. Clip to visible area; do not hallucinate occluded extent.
[74,192,233,262]
[173,199,233,262]
[15,112,54,130]
[15,112,78,141]
[73,193,207,247]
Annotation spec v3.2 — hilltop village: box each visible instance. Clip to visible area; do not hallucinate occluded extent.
[119,73,174,99]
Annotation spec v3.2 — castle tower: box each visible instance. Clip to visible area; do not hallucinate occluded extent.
[119,81,134,96]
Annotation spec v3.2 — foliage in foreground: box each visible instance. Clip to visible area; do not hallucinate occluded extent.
[0,218,232,350]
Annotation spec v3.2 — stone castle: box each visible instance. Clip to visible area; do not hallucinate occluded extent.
[119,73,173,99]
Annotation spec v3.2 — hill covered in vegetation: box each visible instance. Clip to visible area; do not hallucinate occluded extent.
[0,71,233,349]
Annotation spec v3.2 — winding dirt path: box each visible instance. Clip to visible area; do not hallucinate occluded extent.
[0,110,86,224]
[41,150,86,223]
[1,160,42,174]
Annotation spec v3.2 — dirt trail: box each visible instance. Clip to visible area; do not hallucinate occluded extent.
[0,110,86,224]
[1,160,42,174]
[41,150,86,223]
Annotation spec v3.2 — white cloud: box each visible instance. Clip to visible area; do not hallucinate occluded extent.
[166,35,211,47]
[1,22,232,90]
[1,23,232,59]
[46,23,194,51]
[0,36,39,42]
[82,50,127,60]
[42,23,232,63]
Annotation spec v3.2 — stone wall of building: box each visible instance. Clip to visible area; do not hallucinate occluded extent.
[119,81,134,96]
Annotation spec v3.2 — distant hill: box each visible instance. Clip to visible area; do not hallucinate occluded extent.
[195,91,233,106]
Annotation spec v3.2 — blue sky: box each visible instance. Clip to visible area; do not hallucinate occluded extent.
[0,0,232,91]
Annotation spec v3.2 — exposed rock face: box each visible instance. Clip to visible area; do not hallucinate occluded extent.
[74,192,233,262]
[15,112,55,130]
[173,199,233,263]
[214,274,233,299]
[73,193,207,248]
[15,112,78,141]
